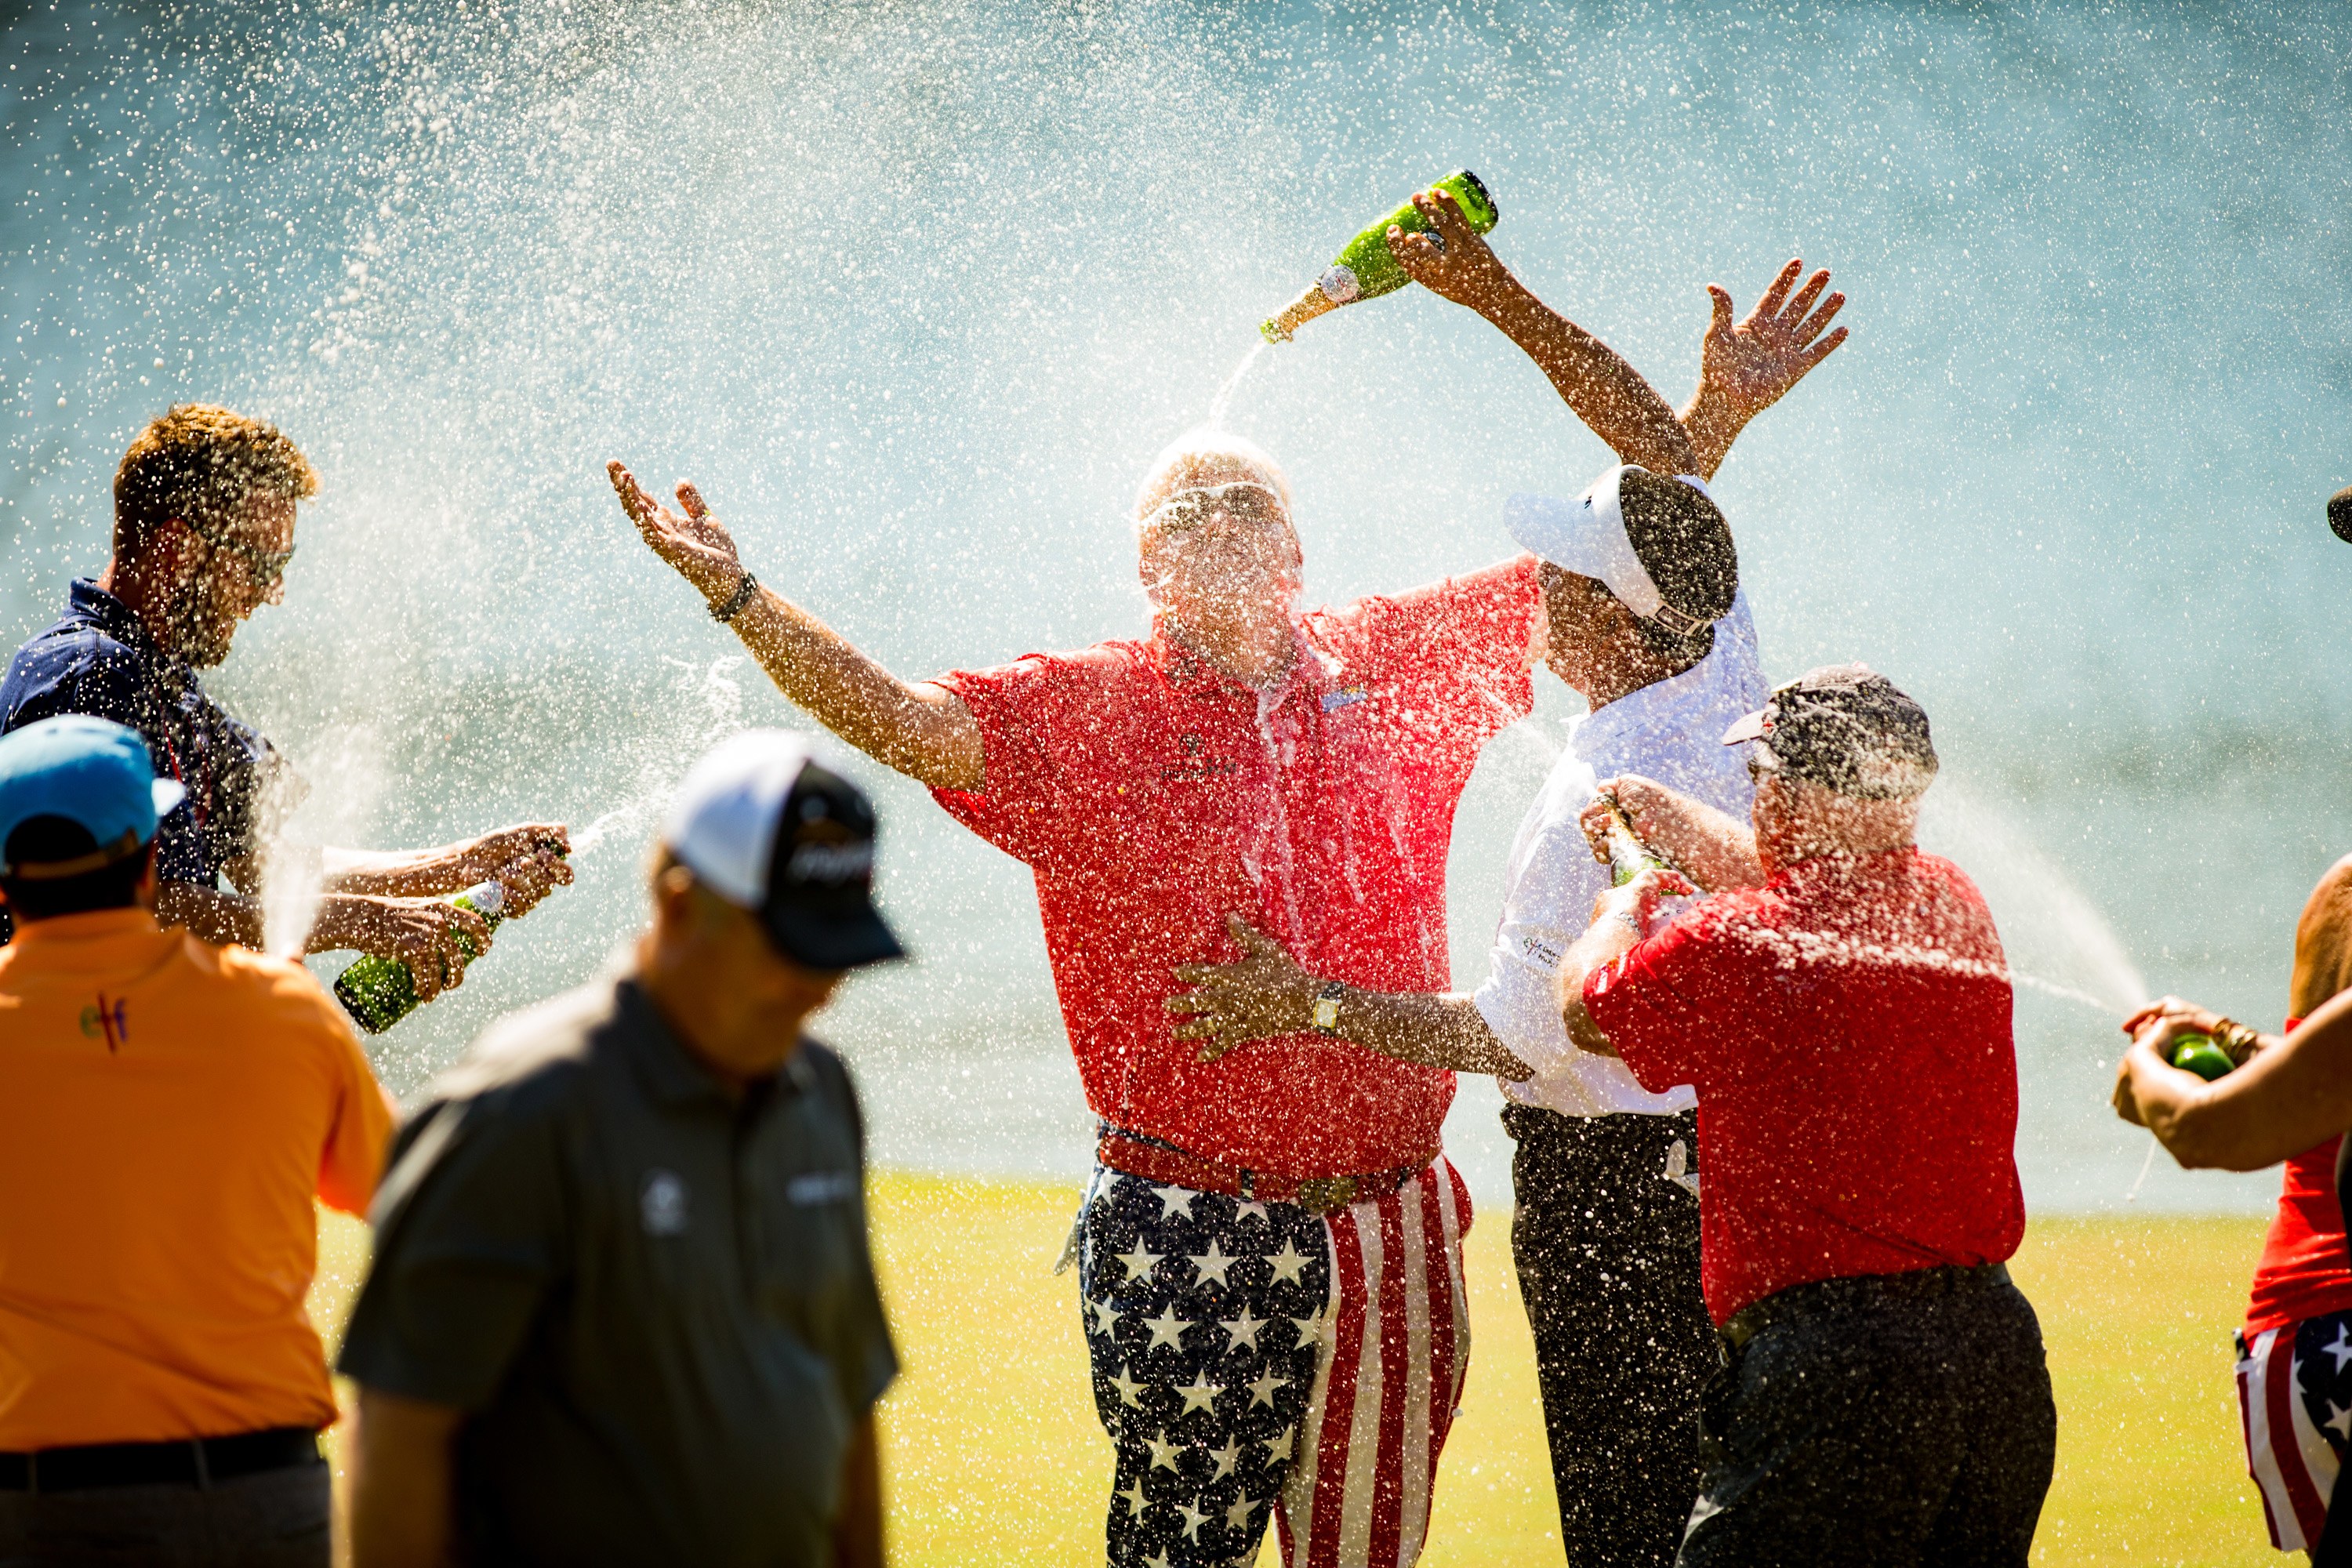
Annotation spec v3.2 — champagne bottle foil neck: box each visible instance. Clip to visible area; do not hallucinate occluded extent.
[462,880,506,917]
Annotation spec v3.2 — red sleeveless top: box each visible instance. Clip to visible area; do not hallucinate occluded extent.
[2245,1018,2352,1333]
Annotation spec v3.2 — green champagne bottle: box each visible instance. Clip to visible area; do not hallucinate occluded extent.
[2167,1031,2237,1082]
[333,880,506,1036]
[1599,800,1664,889]
[1260,169,1499,344]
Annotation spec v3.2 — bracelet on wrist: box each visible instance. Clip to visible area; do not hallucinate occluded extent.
[712,570,760,624]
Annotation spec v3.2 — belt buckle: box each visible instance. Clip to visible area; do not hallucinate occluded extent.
[1295,1176,1358,1214]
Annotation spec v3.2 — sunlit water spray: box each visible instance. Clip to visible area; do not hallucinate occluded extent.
[1205,341,1265,430]
[1915,786,2162,1197]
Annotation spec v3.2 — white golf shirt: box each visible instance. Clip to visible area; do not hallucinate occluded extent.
[1472,590,1768,1119]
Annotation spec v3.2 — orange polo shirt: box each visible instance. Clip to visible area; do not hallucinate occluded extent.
[0,907,394,1448]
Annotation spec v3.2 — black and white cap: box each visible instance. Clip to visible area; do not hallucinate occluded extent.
[1504,464,1737,641]
[662,730,905,971]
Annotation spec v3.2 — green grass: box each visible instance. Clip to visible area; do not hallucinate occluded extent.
[308,1179,2285,1566]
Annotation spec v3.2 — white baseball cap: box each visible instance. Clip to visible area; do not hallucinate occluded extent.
[1504,464,1723,640]
[661,730,904,969]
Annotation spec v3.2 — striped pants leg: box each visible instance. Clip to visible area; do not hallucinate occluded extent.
[2238,1308,2352,1555]
[1277,1158,1475,1568]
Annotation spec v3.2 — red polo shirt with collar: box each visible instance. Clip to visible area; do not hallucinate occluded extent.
[930,556,1541,1179]
[1583,847,2027,1324]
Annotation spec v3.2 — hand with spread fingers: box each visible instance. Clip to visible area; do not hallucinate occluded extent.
[1167,914,1322,1062]
[1696,257,1849,429]
[608,461,747,609]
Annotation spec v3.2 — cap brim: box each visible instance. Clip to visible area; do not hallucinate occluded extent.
[1721,710,1770,746]
[764,898,907,971]
[1504,490,1617,581]
[152,779,187,818]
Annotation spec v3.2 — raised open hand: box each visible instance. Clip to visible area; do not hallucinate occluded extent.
[608,460,746,606]
[1698,259,1849,426]
[1388,188,1514,313]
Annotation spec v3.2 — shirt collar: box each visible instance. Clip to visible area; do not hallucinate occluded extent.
[66,579,158,653]
[66,579,193,688]
[3,906,167,953]
[614,975,812,1112]
[1148,618,1322,705]
[1570,644,1728,762]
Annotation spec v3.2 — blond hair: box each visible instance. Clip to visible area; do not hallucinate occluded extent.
[1133,426,1294,522]
[113,405,318,559]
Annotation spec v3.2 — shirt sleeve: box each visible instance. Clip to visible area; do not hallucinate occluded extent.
[1471,916,1573,1084]
[1580,912,1722,1095]
[334,1086,570,1410]
[1326,555,1542,760]
[313,1000,396,1216]
[924,653,1076,866]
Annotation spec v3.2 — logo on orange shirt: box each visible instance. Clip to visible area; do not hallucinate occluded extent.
[78,993,129,1051]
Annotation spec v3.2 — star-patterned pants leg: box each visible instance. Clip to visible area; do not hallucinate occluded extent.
[1080,1167,1332,1568]
[2238,1307,2352,1555]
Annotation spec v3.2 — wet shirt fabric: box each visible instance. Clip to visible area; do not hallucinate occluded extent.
[0,908,390,1448]
[0,580,287,905]
[1475,588,1766,1120]
[930,557,1542,1179]
[336,977,898,1568]
[1584,848,2027,1325]
[2245,1019,2352,1334]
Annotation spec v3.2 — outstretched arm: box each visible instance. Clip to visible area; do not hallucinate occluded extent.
[1167,916,1534,1077]
[2114,995,2347,1172]
[1390,191,1697,476]
[1679,260,1849,481]
[609,463,983,792]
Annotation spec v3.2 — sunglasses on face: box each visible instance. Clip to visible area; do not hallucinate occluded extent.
[183,514,296,586]
[1138,481,1290,536]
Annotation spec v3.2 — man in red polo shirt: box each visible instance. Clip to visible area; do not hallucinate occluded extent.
[1553,666,2054,1568]
[607,241,1809,1566]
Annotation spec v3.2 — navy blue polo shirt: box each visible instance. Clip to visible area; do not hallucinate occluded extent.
[0,579,286,901]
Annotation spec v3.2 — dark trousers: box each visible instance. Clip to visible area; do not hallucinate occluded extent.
[1507,1105,1714,1568]
[0,1457,328,1568]
[1678,1269,2056,1568]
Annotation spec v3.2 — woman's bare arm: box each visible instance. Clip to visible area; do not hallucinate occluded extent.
[2114,991,2352,1171]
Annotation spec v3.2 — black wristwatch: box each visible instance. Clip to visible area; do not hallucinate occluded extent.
[1311,982,1346,1036]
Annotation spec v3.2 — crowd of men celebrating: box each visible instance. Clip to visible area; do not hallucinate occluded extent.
[0,187,2339,1568]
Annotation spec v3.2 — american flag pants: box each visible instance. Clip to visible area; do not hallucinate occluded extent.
[2238,1308,2352,1552]
[1077,1157,1473,1568]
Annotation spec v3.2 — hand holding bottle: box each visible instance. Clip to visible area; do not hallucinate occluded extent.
[325,894,495,1004]
[1385,187,1517,314]
[446,823,572,917]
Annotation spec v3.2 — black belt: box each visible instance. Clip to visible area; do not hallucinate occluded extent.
[1721,1261,2013,1352]
[0,1425,318,1494]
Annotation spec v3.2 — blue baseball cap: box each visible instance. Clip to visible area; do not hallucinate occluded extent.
[0,716,185,879]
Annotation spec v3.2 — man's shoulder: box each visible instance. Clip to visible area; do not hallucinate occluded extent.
[427,978,625,1115]
[201,942,360,1035]
[935,637,1156,706]
[1304,555,1537,637]
[1,618,147,725]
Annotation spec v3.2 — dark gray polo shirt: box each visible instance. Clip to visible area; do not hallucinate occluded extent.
[338,975,898,1567]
